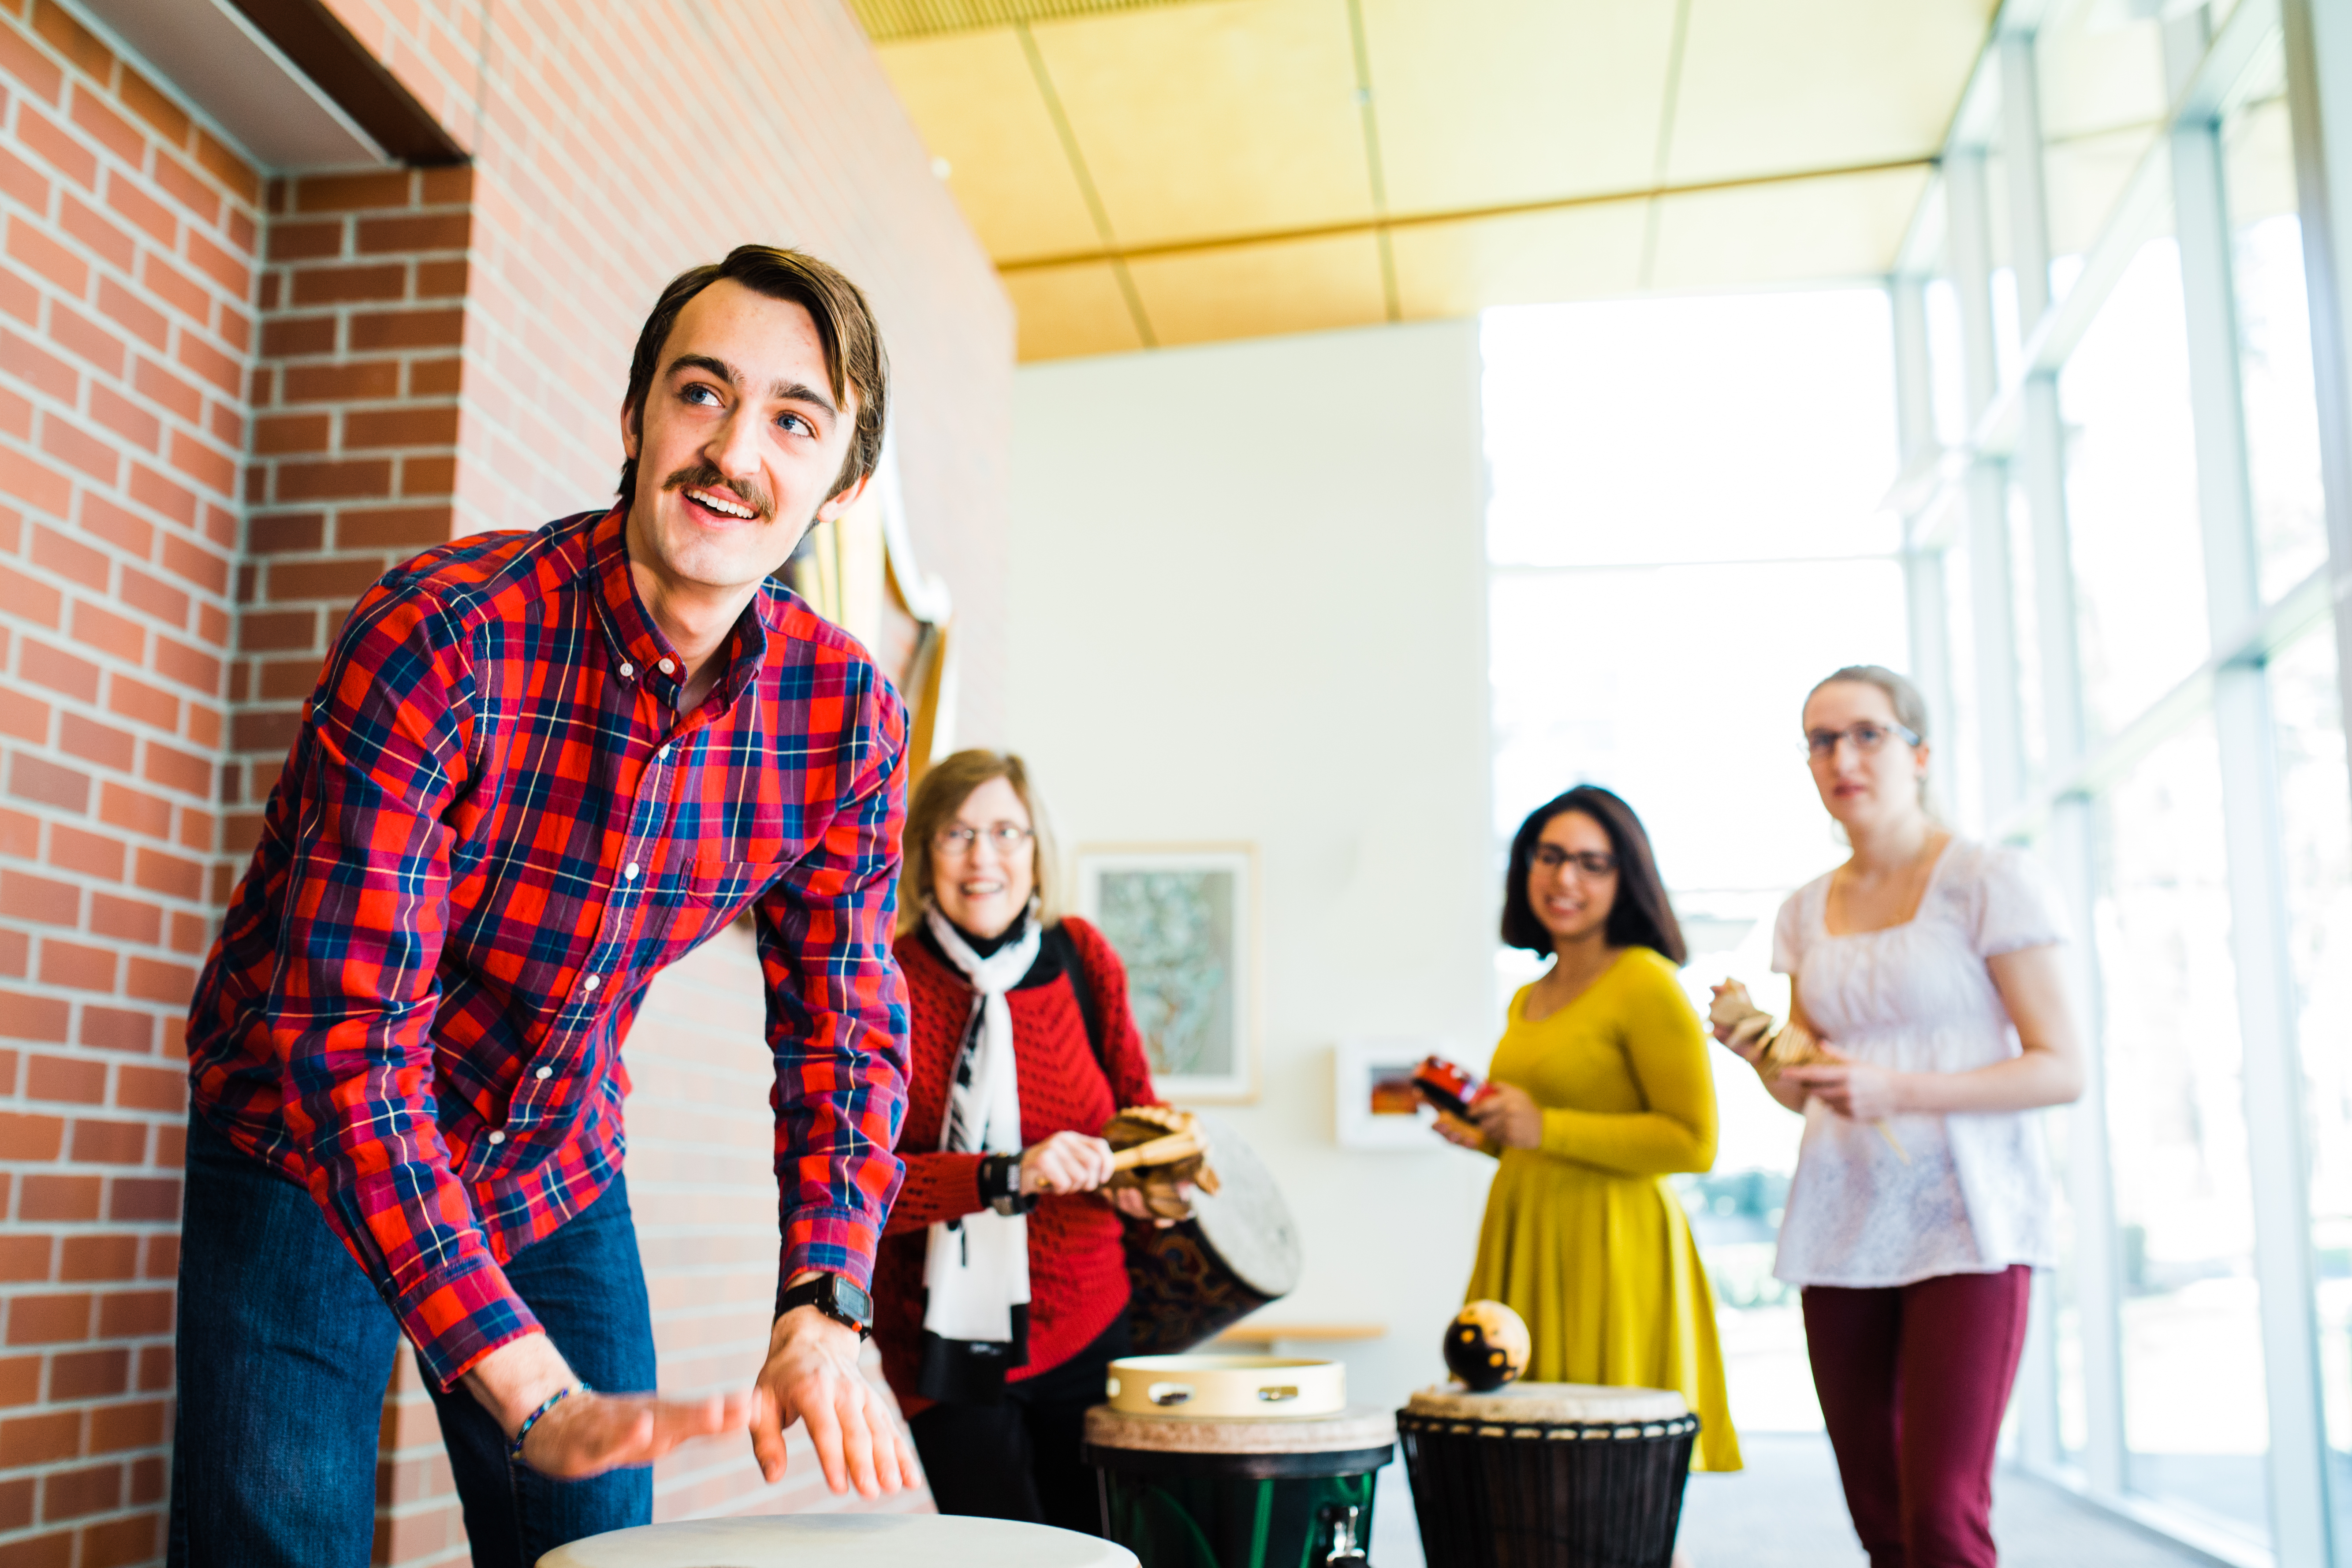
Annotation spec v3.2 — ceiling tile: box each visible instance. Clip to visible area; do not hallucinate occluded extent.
[1665,0,1994,186]
[1360,0,1678,215]
[1648,164,1933,292]
[1390,200,1650,319]
[1005,261,1151,360]
[1029,0,1374,249]
[2036,7,2169,145]
[1122,231,1390,346]
[877,30,1104,262]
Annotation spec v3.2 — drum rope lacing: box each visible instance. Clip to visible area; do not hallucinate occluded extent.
[1397,1413,1700,1443]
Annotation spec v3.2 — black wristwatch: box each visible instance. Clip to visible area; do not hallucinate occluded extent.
[778,1272,872,1339]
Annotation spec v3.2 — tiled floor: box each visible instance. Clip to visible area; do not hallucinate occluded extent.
[1364,1432,2227,1567]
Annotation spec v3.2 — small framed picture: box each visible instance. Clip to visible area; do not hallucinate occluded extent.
[1334,1039,1455,1150]
[1074,844,1257,1103]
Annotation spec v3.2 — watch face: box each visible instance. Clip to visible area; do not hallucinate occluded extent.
[833,1275,871,1324]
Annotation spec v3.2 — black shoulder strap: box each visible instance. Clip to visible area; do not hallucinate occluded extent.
[1049,923,1107,1069]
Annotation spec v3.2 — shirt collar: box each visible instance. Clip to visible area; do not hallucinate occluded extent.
[585,505,774,714]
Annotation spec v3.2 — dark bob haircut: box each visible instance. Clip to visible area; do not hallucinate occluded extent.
[617,244,889,509]
[1500,785,1687,965]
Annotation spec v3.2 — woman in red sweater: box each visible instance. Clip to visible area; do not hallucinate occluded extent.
[877,748,1161,1534]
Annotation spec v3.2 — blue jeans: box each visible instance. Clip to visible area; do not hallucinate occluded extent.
[168,1112,657,1568]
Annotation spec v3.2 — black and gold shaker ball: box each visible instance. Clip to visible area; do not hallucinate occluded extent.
[1443,1299,1532,1391]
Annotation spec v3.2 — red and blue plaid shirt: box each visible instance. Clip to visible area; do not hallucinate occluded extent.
[188,506,910,1389]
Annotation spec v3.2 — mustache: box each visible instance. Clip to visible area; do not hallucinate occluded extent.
[662,460,774,521]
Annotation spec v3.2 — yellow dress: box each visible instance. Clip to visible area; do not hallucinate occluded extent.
[1463,947,1743,1472]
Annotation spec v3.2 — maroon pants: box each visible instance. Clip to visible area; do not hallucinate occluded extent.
[1802,1265,2032,1568]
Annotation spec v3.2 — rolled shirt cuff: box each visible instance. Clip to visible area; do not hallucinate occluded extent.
[393,1251,545,1391]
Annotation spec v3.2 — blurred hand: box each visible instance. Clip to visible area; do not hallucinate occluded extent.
[1468,1081,1543,1151]
[1781,1049,1905,1121]
[1708,982,1771,1064]
[1108,1182,1185,1227]
[1019,1130,1116,1195]
[466,1332,749,1479]
[1431,1111,1492,1152]
[750,1303,920,1498]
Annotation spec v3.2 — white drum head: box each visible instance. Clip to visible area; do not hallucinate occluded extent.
[1192,1114,1301,1298]
[537,1514,1138,1568]
[1405,1381,1689,1424]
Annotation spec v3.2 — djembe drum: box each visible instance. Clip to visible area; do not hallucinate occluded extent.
[1397,1382,1698,1568]
[537,1514,1136,1567]
[1085,1356,1394,1568]
[1122,1114,1301,1354]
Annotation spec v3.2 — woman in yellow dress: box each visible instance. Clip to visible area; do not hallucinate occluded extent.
[1438,784,1742,1472]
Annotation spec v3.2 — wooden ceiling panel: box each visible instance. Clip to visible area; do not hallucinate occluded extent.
[876,31,1103,262]
[1648,164,1932,292]
[1390,201,1650,320]
[1004,261,1150,360]
[1359,0,1677,214]
[1029,0,1374,250]
[1666,0,1994,186]
[1123,232,1389,346]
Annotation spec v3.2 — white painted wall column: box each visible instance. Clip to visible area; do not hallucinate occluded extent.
[2000,26,2128,1495]
[2174,15,2333,1557]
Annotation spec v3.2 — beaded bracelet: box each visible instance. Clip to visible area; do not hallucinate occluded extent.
[508,1383,589,1466]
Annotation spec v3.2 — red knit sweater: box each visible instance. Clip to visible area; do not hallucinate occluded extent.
[875,916,1159,1415]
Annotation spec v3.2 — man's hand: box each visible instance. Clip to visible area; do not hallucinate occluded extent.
[1108,1182,1184,1227]
[463,1332,749,1479]
[752,1299,921,1498]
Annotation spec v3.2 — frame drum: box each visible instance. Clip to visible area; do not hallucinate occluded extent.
[1126,1114,1301,1354]
[1398,1382,1698,1568]
[537,1514,1138,1567]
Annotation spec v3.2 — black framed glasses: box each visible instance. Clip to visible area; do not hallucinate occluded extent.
[934,823,1035,857]
[1804,720,1921,759]
[1532,846,1618,876]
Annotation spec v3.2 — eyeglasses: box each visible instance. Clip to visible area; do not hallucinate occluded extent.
[1533,846,1618,876]
[1804,720,1921,759]
[934,823,1035,857]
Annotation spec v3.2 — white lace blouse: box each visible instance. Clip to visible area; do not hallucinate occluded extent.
[1770,838,2067,1288]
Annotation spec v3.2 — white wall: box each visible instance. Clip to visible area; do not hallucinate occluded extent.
[1004,320,1501,1409]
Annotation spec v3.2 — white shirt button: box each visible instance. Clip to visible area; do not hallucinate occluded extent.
[536,1066,554,1080]
[487,1130,506,1145]
[619,662,634,678]
[582,973,600,991]
[623,862,640,880]
[659,658,675,674]
[657,745,671,761]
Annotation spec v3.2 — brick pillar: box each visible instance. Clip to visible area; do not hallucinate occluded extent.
[227,167,469,862]
[0,1,259,1561]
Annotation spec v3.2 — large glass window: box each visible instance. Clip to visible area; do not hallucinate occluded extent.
[2094,717,2271,1542]
[2058,212,2212,740]
[2272,624,2352,1554]
[2223,41,2330,603]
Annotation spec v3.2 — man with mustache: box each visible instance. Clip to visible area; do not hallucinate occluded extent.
[170,247,919,1567]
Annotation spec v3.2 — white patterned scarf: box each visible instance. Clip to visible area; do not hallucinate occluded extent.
[920,902,1042,1344]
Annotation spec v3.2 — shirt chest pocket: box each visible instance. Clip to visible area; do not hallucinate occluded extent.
[658,856,793,950]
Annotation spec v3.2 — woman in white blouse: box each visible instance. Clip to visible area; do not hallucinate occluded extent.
[1715,664,2084,1568]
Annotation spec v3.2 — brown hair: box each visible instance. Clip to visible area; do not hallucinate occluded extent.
[617,244,889,508]
[898,749,1061,937]
[1500,785,1687,965]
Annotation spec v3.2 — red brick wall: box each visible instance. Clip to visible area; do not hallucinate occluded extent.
[0,2,258,1563]
[227,167,471,874]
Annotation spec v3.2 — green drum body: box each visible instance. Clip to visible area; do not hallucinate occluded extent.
[1083,1405,1395,1568]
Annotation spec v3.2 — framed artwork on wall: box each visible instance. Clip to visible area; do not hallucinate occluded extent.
[1073,843,1257,1103]
[1334,1039,1455,1151]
